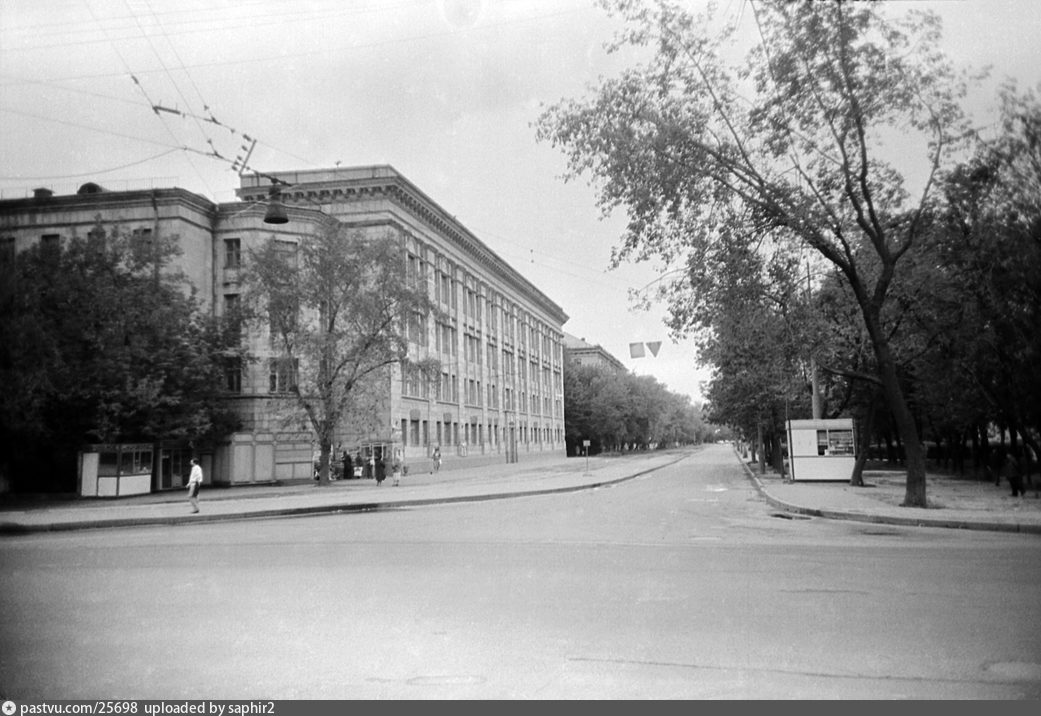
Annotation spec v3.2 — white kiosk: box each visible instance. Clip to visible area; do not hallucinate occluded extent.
[786,418,856,482]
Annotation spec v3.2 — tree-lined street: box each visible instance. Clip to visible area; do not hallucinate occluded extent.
[2,444,1038,699]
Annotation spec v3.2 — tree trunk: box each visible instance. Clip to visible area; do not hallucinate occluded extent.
[757,421,766,475]
[316,441,332,485]
[850,400,876,487]
[970,425,981,480]
[770,431,785,476]
[865,313,928,507]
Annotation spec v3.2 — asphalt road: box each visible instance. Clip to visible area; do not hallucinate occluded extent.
[1,444,1039,699]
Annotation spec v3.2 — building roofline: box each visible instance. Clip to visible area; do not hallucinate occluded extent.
[238,166,569,325]
[0,186,216,214]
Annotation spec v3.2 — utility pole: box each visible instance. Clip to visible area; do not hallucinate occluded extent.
[807,261,822,419]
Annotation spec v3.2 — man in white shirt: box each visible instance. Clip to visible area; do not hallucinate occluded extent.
[187,458,203,513]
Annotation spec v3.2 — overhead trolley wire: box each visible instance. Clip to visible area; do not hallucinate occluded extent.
[77,0,214,194]
[0,148,181,181]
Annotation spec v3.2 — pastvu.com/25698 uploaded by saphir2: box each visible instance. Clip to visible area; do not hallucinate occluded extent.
[1,703,276,716]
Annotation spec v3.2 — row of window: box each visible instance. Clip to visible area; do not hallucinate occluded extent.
[397,417,563,449]
[406,249,564,364]
[399,364,562,417]
[3,228,156,261]
[219,357,563,423]
[223,357,299,395]
[219,238,564,367]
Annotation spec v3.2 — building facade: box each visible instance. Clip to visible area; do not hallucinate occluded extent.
[1,166,569,490]
[563,332,626,372]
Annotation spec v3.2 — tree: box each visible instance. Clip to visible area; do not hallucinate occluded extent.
[930,83,1041,468]
[242,221,442,484]
[563,357,703,454]
[536,0,973,506]
[0,223,244,492]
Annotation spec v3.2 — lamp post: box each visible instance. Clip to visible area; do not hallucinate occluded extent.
[263,185,289,224]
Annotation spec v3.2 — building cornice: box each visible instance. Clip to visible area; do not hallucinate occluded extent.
[0,187,216,217]
[237,166,569,325]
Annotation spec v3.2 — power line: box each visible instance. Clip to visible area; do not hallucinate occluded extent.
[0,149,181,181]
[3,0,428,52]
[116,0,217,194]
[0,106,182,149]
[3,4,592,86]
[0,0,271,36]
[80,0,213,194]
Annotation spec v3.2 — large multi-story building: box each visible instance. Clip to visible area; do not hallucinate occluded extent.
[0,166,569,491]
[563,332,626,372]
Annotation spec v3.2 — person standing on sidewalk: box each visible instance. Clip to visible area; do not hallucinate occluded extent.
[187,458,203,513]
[1004,450,1025,497]
[431,446,441,474]
[375,453,386,486]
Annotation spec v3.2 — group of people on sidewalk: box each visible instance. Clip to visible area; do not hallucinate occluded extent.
[184,445,451,513]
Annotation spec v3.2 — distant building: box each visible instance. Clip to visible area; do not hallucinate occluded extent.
[563,332,626,372]
[1,166,569,491]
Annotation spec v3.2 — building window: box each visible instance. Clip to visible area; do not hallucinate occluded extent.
[268,357,298,393]
[224,356,243,393]
[268,295,299,340]
[437,271,453,307]
[406,253,425,290]
[403,363,422,397]
[224,238,241,269]
[224,293,242,338]
[41,233,61,256]
[274,239,298,269]
[436,322,456,356]
[408,311,427,346]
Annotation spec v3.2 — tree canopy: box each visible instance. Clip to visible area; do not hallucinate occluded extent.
[537,0,977,506]
[563,358,706,454]
[0,223,244,492]
[241,222,442,483]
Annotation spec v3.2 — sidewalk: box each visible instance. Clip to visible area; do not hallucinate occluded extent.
[741,455,1041,535]
[0,451,679,534]
[1,446,1039,535]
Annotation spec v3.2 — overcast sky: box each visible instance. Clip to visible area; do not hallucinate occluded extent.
[2,0,1038,406]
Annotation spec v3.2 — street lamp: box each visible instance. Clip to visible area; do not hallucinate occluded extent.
[263,185,289,224]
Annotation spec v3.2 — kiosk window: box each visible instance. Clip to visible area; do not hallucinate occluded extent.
[98,451,119,476]
[817,428,854,456]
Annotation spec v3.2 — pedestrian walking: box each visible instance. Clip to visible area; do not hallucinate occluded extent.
[431,446,441,474]
[342,449,352,481]
[392,449,403,486]
[1005,450,1025,497]
[375,454,386,486]
[187,458,203,513]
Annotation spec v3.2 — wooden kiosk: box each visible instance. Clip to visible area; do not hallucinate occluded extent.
[786,418,856,482]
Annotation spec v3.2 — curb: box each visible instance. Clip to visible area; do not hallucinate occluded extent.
[0,456,683,535]
[737,450,1041,535]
